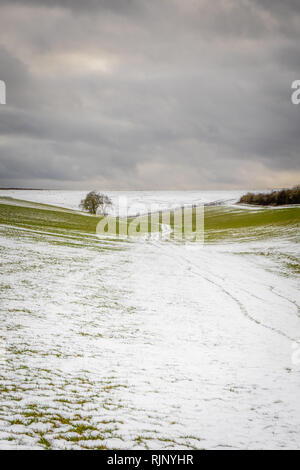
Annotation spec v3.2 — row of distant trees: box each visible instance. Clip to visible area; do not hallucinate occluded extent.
[239,185,300,206]
[80,186,300,215]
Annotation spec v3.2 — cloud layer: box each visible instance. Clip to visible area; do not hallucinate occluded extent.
[0,0,299,189]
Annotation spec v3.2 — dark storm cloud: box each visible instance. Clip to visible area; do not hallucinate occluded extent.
[0,47,34,107]
[254,0,300,14]
[0,0,299,189]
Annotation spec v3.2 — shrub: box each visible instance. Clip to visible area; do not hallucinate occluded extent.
[80,191,112,215]
[238,185,300,206]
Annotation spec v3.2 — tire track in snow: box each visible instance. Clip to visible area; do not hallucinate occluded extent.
[150,242,296,343]
[269,286,300,318]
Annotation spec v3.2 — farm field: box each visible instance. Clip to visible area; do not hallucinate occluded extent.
[0,192,299,449]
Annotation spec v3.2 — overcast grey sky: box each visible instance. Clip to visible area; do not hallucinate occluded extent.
[0,0,299,189]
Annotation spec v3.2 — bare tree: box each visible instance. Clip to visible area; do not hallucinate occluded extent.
[80,191,112,215]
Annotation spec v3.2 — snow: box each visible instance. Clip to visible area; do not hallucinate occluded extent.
[0,191,299,449]
[0,189,247,216]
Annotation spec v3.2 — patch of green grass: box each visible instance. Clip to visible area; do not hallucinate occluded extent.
[10,419,23,425]
[59,434,105,442]
[0,201,102,235]
[203,205,300,243]
[38,437,51,448]
[71,423,98,434]
[54,415,72,426]
[0,197,299,247]
[23,410,46,419]
[55,398,72,404]
[285,262,300,274]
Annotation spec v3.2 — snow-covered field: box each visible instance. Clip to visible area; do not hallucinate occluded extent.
[0,189,247,216]
[0,191,299,449]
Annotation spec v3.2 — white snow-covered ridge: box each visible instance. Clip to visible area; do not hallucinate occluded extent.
[0,192,299,450]
[0,189,249,216]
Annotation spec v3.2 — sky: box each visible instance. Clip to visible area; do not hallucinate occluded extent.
[0,0,299,190]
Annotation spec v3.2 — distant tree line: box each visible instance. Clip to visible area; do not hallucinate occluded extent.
[239,185,300,206]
